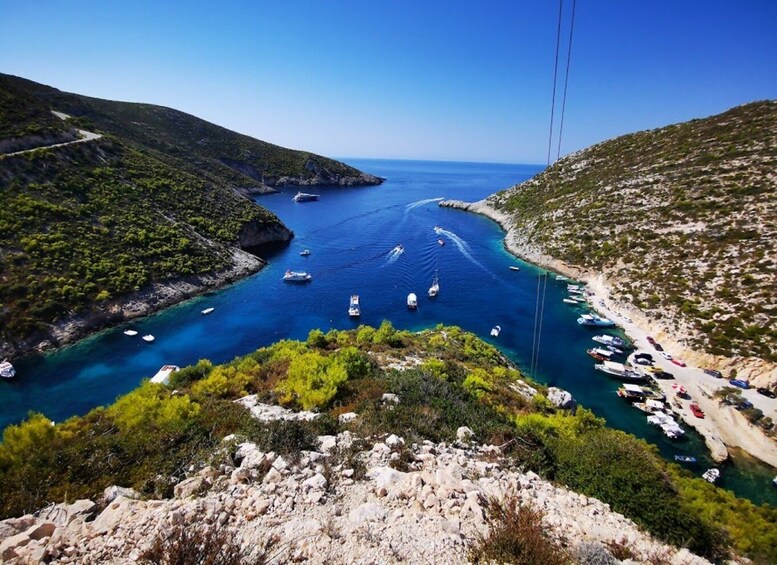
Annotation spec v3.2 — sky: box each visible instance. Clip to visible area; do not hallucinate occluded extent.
[1,0,776,164]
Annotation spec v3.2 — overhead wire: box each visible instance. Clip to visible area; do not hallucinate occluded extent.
[556,0,577,161]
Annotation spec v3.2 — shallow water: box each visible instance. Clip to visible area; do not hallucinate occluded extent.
[2,158,774,505]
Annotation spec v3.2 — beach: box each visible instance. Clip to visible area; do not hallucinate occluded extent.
[441,198,777,469]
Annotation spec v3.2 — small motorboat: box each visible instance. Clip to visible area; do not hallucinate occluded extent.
[702,468,720,484]
[201,307,215,315]
[123,329,138,336]
[428,271,439,298]
[393,244,405,254]
[563,298,578,305]
[407,293,417,310]
[674,455,697,463]
[348,295,361,317]
[437,239,445,246]
[283,270,312,282]
[490,325,501,337]
[151,365,180,385]
[0,360,15,379]
[509,266,520,271]
[555,275,568,281]
[772,476,777,488]
[292,192,319,202]
[142,335,155,343]
[300,249,311,256]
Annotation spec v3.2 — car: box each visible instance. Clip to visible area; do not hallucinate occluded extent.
[703,368,723,378]
[660,351,673,360]
[654,343,664,352]
[655,371,675,379]
[671,358,687,367]
[689,403,705,418]
[729,379,750,389]
[757,387,776,399]
[736,399,754,411]
[646,336,656,346]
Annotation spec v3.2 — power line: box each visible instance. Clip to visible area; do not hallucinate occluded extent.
[556,0,577,161]
[545,0,564,167]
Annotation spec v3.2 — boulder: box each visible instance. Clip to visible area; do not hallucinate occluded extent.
[456,426,475,442]
[338,412,358,424]
[0,515,35,541]
[0,532,30,560]
[102,485,141,504]
[385,434,404,447]
[547,387,575,409]
[302,473,328,492]
[317,435,337,453]
[174,476,206,499]
[381,393,400,404]
[67,499,98,523]
[348,502,387,527]
[24,522,56,541]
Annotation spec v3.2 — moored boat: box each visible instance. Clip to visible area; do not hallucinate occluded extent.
[578,314,616,327]
[201,307,215,315]
[142,335,155,343]
[300,249,311,256]
[587,347,614,361]
[674,455,697,463]
[647,411,684,438]
[592,334,628,348]
[702,468,720,484]
[151,365,180,385]
[617,383,647,402]
[283,270,312,282]
[595,360,645,382]
[0,360,16,379]
[293,192,320,202]
[509,266,520,271]
[407,293,417,310]
[563,298,578,305]
[490,325,501,337]
[348,295,361,317]
[555,275,568,281]
[123,329,138,336]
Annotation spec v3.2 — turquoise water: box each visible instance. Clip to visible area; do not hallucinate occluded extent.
[1,158,775,505]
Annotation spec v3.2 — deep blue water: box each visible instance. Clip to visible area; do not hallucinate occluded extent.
[1,158,775,505]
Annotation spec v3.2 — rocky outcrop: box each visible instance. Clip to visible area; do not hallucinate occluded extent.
[238,219,292,250]
[0,431,710,564]
[547,387,576,410]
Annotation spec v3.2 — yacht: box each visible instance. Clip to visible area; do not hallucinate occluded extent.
[490,325,501,337]
[674,455,697,463]
[428,271,439,297]
[300,249,311,256]
[392,244,405,254]
[151,365,180,385]
[292,192,319,202]
[702,468,720,484]
[592,334,628,348]
[577,314,615,327]
[0,360,15,379]
[348,295,361,317]
[647,411,685,439]
[595,360,645,382]
[509,266,520,271]
[123,329,138,336]
[407,293,418,310]
[201,307,215,315]
[438,239,445,246]
[563,298,578,305]
[587,347,614,361]
[283,270,312,282]
[555,275,568,281]
[142,335,155,343]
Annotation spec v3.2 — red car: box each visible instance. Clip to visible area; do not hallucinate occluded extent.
[689,403,705,418]
[647,336,656,346]
[671,358,687,367]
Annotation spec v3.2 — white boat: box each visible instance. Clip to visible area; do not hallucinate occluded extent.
[407,293,417,310]
[151,365,180,385]
[646,411,684,439]
[555,275,568,281]
[292,192,319,202]
[595,360,644,382]
[300,249,311,256]
[283,270,312,282]
[0,360,15,379]
[123,329,138,336]
[392,244,405,255]
[509,266,520,271]
[348,295,361,317]
[490,325,501,337]
[587,347,614,361]
[593,335,629,348]
[702,468,720,484]
[563,298,578,305]
[577,314,616,327]
[428,271,439,297]
[201,307,215,315]
[142,335,155,343]
[438,238,445,246]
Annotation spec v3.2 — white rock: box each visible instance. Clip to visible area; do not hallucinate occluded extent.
[385,434,404,447]
[318,435,337,453]
[0,532,30,560]
[263,467,283,484]
[24,522,56,541]
[456,426,475,442]
[102,485,141,504]
[381,393,400,404]
[547,387,575,409]
[338,412,359,424]
[272,456,289,472]
[302,473,328,491]
[348,502,387,526]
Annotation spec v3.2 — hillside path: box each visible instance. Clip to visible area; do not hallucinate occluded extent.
[0,128,103,158]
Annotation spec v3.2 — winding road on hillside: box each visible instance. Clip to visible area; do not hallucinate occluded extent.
[0,110,103,158]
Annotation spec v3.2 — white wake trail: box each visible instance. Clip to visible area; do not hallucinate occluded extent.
[435,228,488,272]
[405,197,444,211]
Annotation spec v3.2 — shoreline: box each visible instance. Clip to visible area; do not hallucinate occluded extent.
[440,199,777,469]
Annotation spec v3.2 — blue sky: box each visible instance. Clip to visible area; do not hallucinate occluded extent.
[1,0,775,163]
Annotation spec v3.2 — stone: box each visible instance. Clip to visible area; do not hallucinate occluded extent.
[174,476,206,499]
[67,500,97,523]
[0,532,30,560]
[318,435,337,453]
[102,486,141,504]
[547,387,575,409]
[302,473,328,491]
[456,426,475,442]
[263,467,283,484]
[338,412,359,424]
[272,456,289,472]
[348,502,387,526]
[25,522,56,541]
[385,434,404,447]
[0,515,35,540]
[381,393,400,404]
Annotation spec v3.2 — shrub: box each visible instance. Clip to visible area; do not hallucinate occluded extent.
[275,352,348,410]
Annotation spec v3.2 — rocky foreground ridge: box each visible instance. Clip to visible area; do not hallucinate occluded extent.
[0,417,707,564]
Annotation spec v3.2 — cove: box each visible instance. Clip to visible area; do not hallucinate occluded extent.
[1,158,774,506]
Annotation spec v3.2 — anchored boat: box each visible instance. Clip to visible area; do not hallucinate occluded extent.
[292,192,319,202]
[0,360,15,379]
[283,270,312,282]
[123,329,138,336]
[577,314,615,327]
[151,365,180,385]
[490,325,501,337]
[428,271,439,297]
[348,295,361,317]
[201,307,215,315]
[142,335,155,343]
[407,293,417,310]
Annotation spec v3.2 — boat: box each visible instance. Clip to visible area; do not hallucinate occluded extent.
[617,383,647,402]
[563,298,578,305]
[300,249,311,256]
[348,295,361,317]
[428,273,439,298]
[407,293,417,310]
[283,270,312,282]
[201,307,215,315]
[292,192,320,202]
[392,244,405,254]
[689,402,705,418]
[702,468,720,484]
[674,455,697,463]
[587,347,614,361]
[142,335,155,343]
[151,365,180,385]
[604,345,624,355]
[438,239,445,246]
[555,275,568,281]
[509,266,520,271]
[577,314,616,327]
[123,329,138,336]
[592,334,629,348]
[595,360,645,382]
[490,325,501,337]
[773,476,777,488]
[0,360,15,379]
[634,398,666,413]
[647,411,685,438]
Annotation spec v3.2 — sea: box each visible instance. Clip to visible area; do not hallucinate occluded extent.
[1,158,775,506]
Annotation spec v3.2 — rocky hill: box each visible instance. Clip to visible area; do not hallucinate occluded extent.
[485,101,776,368]
[0,74,380,360]
[1,325,775,563]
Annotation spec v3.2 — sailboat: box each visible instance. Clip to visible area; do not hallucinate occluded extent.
[428,271,439,297]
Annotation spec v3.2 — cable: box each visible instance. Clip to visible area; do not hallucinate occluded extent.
[545,0,564,167]
[556,0,577,161]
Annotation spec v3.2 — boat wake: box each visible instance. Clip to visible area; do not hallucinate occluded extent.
[433,227,489,273]
[383,245,405,266]
[405,197,444,211]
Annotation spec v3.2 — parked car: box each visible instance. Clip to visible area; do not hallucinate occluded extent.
[660,351,673,360]
[729,379,750,389]
[671,358,687,367]
[689,403,705,418]
[657,371,675,379]
[756,387,776,399]
[646,336,656,346]
[703,368,723,378]
[736,399,754,411]
[654,343,664,352]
